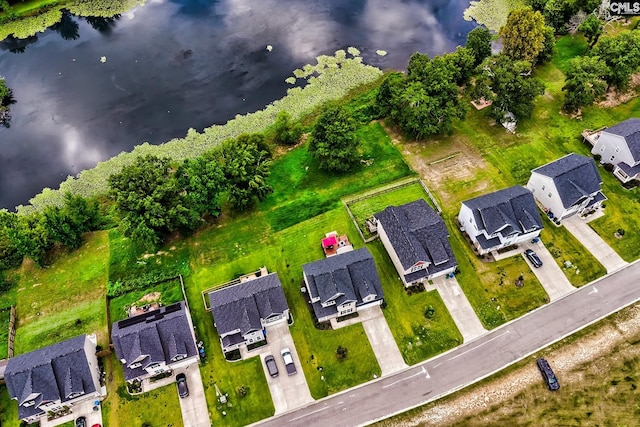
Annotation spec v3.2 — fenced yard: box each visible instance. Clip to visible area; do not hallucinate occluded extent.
[345,178,441,242]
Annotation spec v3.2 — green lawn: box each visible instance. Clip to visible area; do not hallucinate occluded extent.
[368,242,463,365]
[263,121,413,231]
[101,353,184,427]
[540,217,607,287]
[108,278,184,323]
[347,180,435,240]
[0,385,19,427]
[14,230,110,352]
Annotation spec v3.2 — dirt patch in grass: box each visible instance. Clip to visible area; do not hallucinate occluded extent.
[377,303,640,426]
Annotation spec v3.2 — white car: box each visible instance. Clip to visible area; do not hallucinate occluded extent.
[280,348,297,375]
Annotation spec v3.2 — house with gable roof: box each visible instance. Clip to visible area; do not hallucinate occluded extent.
[302,247,384,323]
[111,300,199,382]
[374,199,458,287]
[527,153,606,221]
[458,186,544,255]
[209,271,289,354]
[4,334,104,424]
[590,117,640,183]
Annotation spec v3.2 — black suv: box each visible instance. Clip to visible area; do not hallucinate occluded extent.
[525,249,543,268]
[537,358,560,391]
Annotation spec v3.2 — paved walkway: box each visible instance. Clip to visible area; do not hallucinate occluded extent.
[521,240,576,301]
[563,215,627,273]
[431,276,487,342]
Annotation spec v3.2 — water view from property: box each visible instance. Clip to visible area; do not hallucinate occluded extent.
[0,0,475,210]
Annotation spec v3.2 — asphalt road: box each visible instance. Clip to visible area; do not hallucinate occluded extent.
[255,261,640,427]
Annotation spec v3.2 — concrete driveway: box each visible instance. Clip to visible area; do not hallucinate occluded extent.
[521,240,575,301]
[431,276,487,342]
[248,321,314,414]
[176,365,211,427]
[358,306,408,376]
[563,215,627,273]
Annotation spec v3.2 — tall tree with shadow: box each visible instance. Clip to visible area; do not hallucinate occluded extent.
[51,9,80,41]
[0,77,15,128]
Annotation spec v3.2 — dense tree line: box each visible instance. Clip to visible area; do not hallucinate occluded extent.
[0,77,13,127]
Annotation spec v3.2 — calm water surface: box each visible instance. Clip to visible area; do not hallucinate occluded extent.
[0,0,474,210]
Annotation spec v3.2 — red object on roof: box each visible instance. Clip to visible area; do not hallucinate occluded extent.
[322,235,338,248]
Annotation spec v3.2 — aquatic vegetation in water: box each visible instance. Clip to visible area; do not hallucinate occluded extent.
[464,0,527,32]
[21,49,383,213]
[376,50,388,56]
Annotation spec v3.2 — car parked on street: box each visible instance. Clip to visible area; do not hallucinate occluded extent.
[265,355,279,377]
[281,348,297,375]
[537,358,560,391]
[176,373,189,398]
[525,249,543,268]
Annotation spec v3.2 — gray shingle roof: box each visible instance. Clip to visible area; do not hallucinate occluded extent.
[374,200,457,280]
[303,248,384,320]
[111,301,197,381]
[462,186,543,245]
[4,335,96,421]
[209,273,288,337]
[532,153,603,209]
[604,117,640,161]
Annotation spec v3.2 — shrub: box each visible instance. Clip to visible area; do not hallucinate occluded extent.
[424,305,436,319]
[617,228,625,236]
[336,345,348,359]
[594,154,602,162]
[603,163,615,172]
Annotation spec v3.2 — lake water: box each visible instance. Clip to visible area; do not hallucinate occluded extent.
[0,0,474,210]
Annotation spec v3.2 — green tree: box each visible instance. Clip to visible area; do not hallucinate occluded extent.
[543,0,572,34]
[579,14,603,47]
[375,72,405,118]
[537,25,556,63]
[109,155,195,249]
[176,151,226,217]
[444,47,476,85]
[10,213,51,266]
[475,55,545,120]
[309,104,360,172]
[500,7,549,63]
[562,56,609,111]
[0,210,22,270]
[466,26,493,66]
[217,134,273,211]
[272,111,303,145]
[44,206,83,250]
[592,31,640,89]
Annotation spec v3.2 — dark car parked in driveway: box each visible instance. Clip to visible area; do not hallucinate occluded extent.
[176,373,189,398]
[537,358,560,391]
[265,355,279,377]
[525,249,543,268]
[75,417,87,427]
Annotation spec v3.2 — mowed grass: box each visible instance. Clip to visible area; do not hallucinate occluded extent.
[14,230,110,351]
[540,217,606,286]
[0,385,19,427]
[263,121,412,231]
[368,242,462,365]
[101,354,183,427]
[108,278,184,322]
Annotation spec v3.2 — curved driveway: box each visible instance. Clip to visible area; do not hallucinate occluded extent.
[253,260,640,427]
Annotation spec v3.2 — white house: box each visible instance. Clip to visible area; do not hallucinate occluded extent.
[111,301,199,382]
[209,272,289,354]
[4,334,105,424]
[590,117,640,183]
[375,199,457,287]
[302,247,384,323]
[527,153,606,221]
[459,186,543,255]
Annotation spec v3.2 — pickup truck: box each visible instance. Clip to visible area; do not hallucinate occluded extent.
[281,348,297,375]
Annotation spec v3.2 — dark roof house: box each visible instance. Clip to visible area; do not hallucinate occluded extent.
[209,272,289,353]
[111,301,198,381]
[4,335,102,423]
[375,199,457,286]
[459,186,543,254]
[527,153,606,220]
[302,247,384,322]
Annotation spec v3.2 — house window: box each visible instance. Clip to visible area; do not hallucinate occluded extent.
[23,400,35,407]
[548,192,552,198]
[600,145,605,152]
[541,185,545,190]
[468,218,472,223]
[615,146,621,153]
[610,155,616,162]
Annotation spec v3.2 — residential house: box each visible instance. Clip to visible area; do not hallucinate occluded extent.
[375,199,458,287]
[111,301,199,382]
[527,153,606,220]
[458,186,543,255]
[4,334,104,424]
[302,247,384,323]
[590,117,640,183]
[209,272,289,354]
